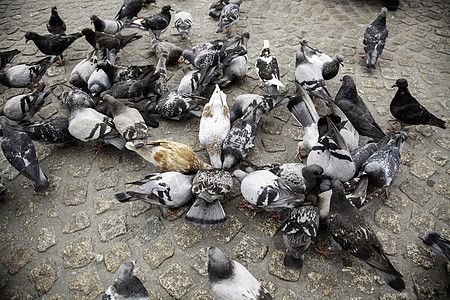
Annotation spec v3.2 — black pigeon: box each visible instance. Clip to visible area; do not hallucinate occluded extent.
[100,69,160,99]
[20,116,73,145]
[282,205,320,270]
[0,49,20,71]
[363,7,388,70]
[0,56,57,89]
[327,179,405,291]
[25,32,82,65]
[46,6,66,35]
[255,40,284,95]
[422,231,450,261]
[208,247,273,300]
[0,116,50,193]
[3,84,55,122]
[90,15,125,35]
[96,61,155,84]
[133,5,173,39]
[390,78,446,129]
[116,0,143,20]
[151,91,206,120]
[322,54,344,80]
[334,75,385,141]
[103,261,149,300]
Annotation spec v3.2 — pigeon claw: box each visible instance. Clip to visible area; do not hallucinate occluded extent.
[315,244,330,259]
[90,143,105,154]
[238,199,251,210]
[294,148,303,162]
[56,59,65,67]
[167,208,181,217]
[270,211,283,219]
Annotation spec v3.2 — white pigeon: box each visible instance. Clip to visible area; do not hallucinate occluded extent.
[174,9,193,39]
[198,84,230,169]
[208,247,273,300]
[255,40,284,94]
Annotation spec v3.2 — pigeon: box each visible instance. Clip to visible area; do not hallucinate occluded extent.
[230,93,290,123]
[322,54,344,80]
[46,6,66,35]
[422,231,450,261]
[327,179,405,291]
[351,141,380,172]
[261,163,324,194]
[390,78,446,129]
[90,15,126,35]
[0,116,50,193]
[307,117,356,182]
[174,9,193,39]
[186,169,233,225]
[384,0,399,11]
[19,116,73,146]
[148,31,183,65]
[299,41,343,81]
[114,172,194,216]
[233,169,305,211]
[96,60,155,84]
[68,52,98,88]
[151,91,206,120]
[125,140,213,173]
[209,0,242,19]
[282,205,320,270]
[208,247,273,300]
[25,32,82,65]
[255,40,284,95]
[222,102,260,170]
[142,0,156,6]
[213,32,249,88]
[176,68,202,94]
[88,69,112,96]
[103,94,148,148]
[3,84,55,122]
[116,0,143,20]
[59,88,95,109]
[131,5,173,38]
[363,7,388,70]
[216,3,240,33]
[103,261,149,300]
[198,84,230,169]
[0,56,58,89]
[100,69,159,99]
[334,75,385,141]
[0,49,20,71]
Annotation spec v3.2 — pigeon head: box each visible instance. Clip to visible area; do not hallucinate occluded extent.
[339,75,357,98]
[90,15,98,22]
[117,261,136,280]
[51,6,58,15]
[335,54,344,65]
[208,247,233,281]
[162,5,173,13]
[81,28,95,38]
[373,7,388,26]
[24,32,39,43]
[295,50,306,67]
[392,78,408,89]
[261,40,270,56]
[0,116,9,126]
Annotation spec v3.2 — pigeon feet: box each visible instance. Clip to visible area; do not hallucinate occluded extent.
[56,59,65,67]
[270,210,283,219]
[167,208,181,217]
[294,148,303,162]
[238,199,251,210]
[315,244,330,259]
[90,143,105,154]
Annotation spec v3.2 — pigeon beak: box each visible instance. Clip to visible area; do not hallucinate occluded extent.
[25,39,29,43]
[391,83,397,88]
[340,62,344,67]
[177,57,185,64]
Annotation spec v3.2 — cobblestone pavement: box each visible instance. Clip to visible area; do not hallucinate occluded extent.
[0,0,449,299]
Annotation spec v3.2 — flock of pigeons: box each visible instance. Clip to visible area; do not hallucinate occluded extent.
[0,0,448,299]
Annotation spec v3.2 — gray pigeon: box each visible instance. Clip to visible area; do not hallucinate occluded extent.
[103,261,149,300]
[208,247,272,300]
[69,53,98,88]
[91,15,126,35]
[174,9,193,39]
[114,172,194,216]
[46,6,66,35]
[322,54,344,80]
[0,116,50,193]
[151,91,206,120]
[363,7,388,70]
[422,231,450,261]
[20,116,73,146]
[96,61,155,84]
[230,92,290,123]
[186,169,233,225]
[0,56,58,89]
[216,3,240,33]
[115,0,143,20]
[88,69,112,96]
[327,179,405,291]
[131,5,173,39]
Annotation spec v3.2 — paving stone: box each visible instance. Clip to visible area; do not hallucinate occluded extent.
[104,242,132,273]
[411,273,443,300]
[430,201,450,223]
[2,244,32,274]
[127,200,152,217]
[62,179,88,206]
[409,160,437,180]
[173,222,203,249]
[67,162,92,178]
[15,198,35,216]
[232,234,269,264]
[98,149,122,171]
[97,214,127,242]
[376,232,398,256]
[28,258,57,294]
[374,207,401,234]
[282,289,301,300]
[191,289,213,300]
[123,152,147,172]
[378,292,410,300]
[211,214,242,243]
[342,266,374,294]
[0,233,16,251]
[94,169,119,191]
[159,263,194,299]
[306,270,338,297]
[62,211,90,234]
[128,215,165,245]
[261,137,286,152]
[144,237,174,270]
[21,213,42,237]
[432,178,450,199]
[261,119,284,135]
[258,215,283,237]
[400,178,433,206]
[61,236,94,269]
[409,210,436,234]
[434,137,450,150]
[427,148,448,166]
[37,227,57,252]
[406,242,436,269]
[1,286,33,300]
[268,249,300,281]
[382,191,409,213]
[69,268,104,300]
[93,193,113,215]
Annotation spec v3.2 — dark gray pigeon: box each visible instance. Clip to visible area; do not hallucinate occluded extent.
[20,116,73,146]
[0,56,58,89]
[186,169,233,225]
[208,247,273,300]
[255,40,284,95]
[151,91,206,120]
[0,116,50,193]
[25,31,82,65]
[327,179,405,291]
[282,205,320,270]
[322,54,344,80]
[114,172,194,216]
[46,6,66,35]
[90,15,126,35]
[363,7,388,70]
[3,84,55,122]
[422,231,450,261]
[390,78,446,129]
[115,0,143,20]
[100,69,160,99]
[334,75,385,141]
[0,49,20,71]
[103,261,149,300]
[216,3,240,33]
[131,5,173,39]
[96,61,155,84]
